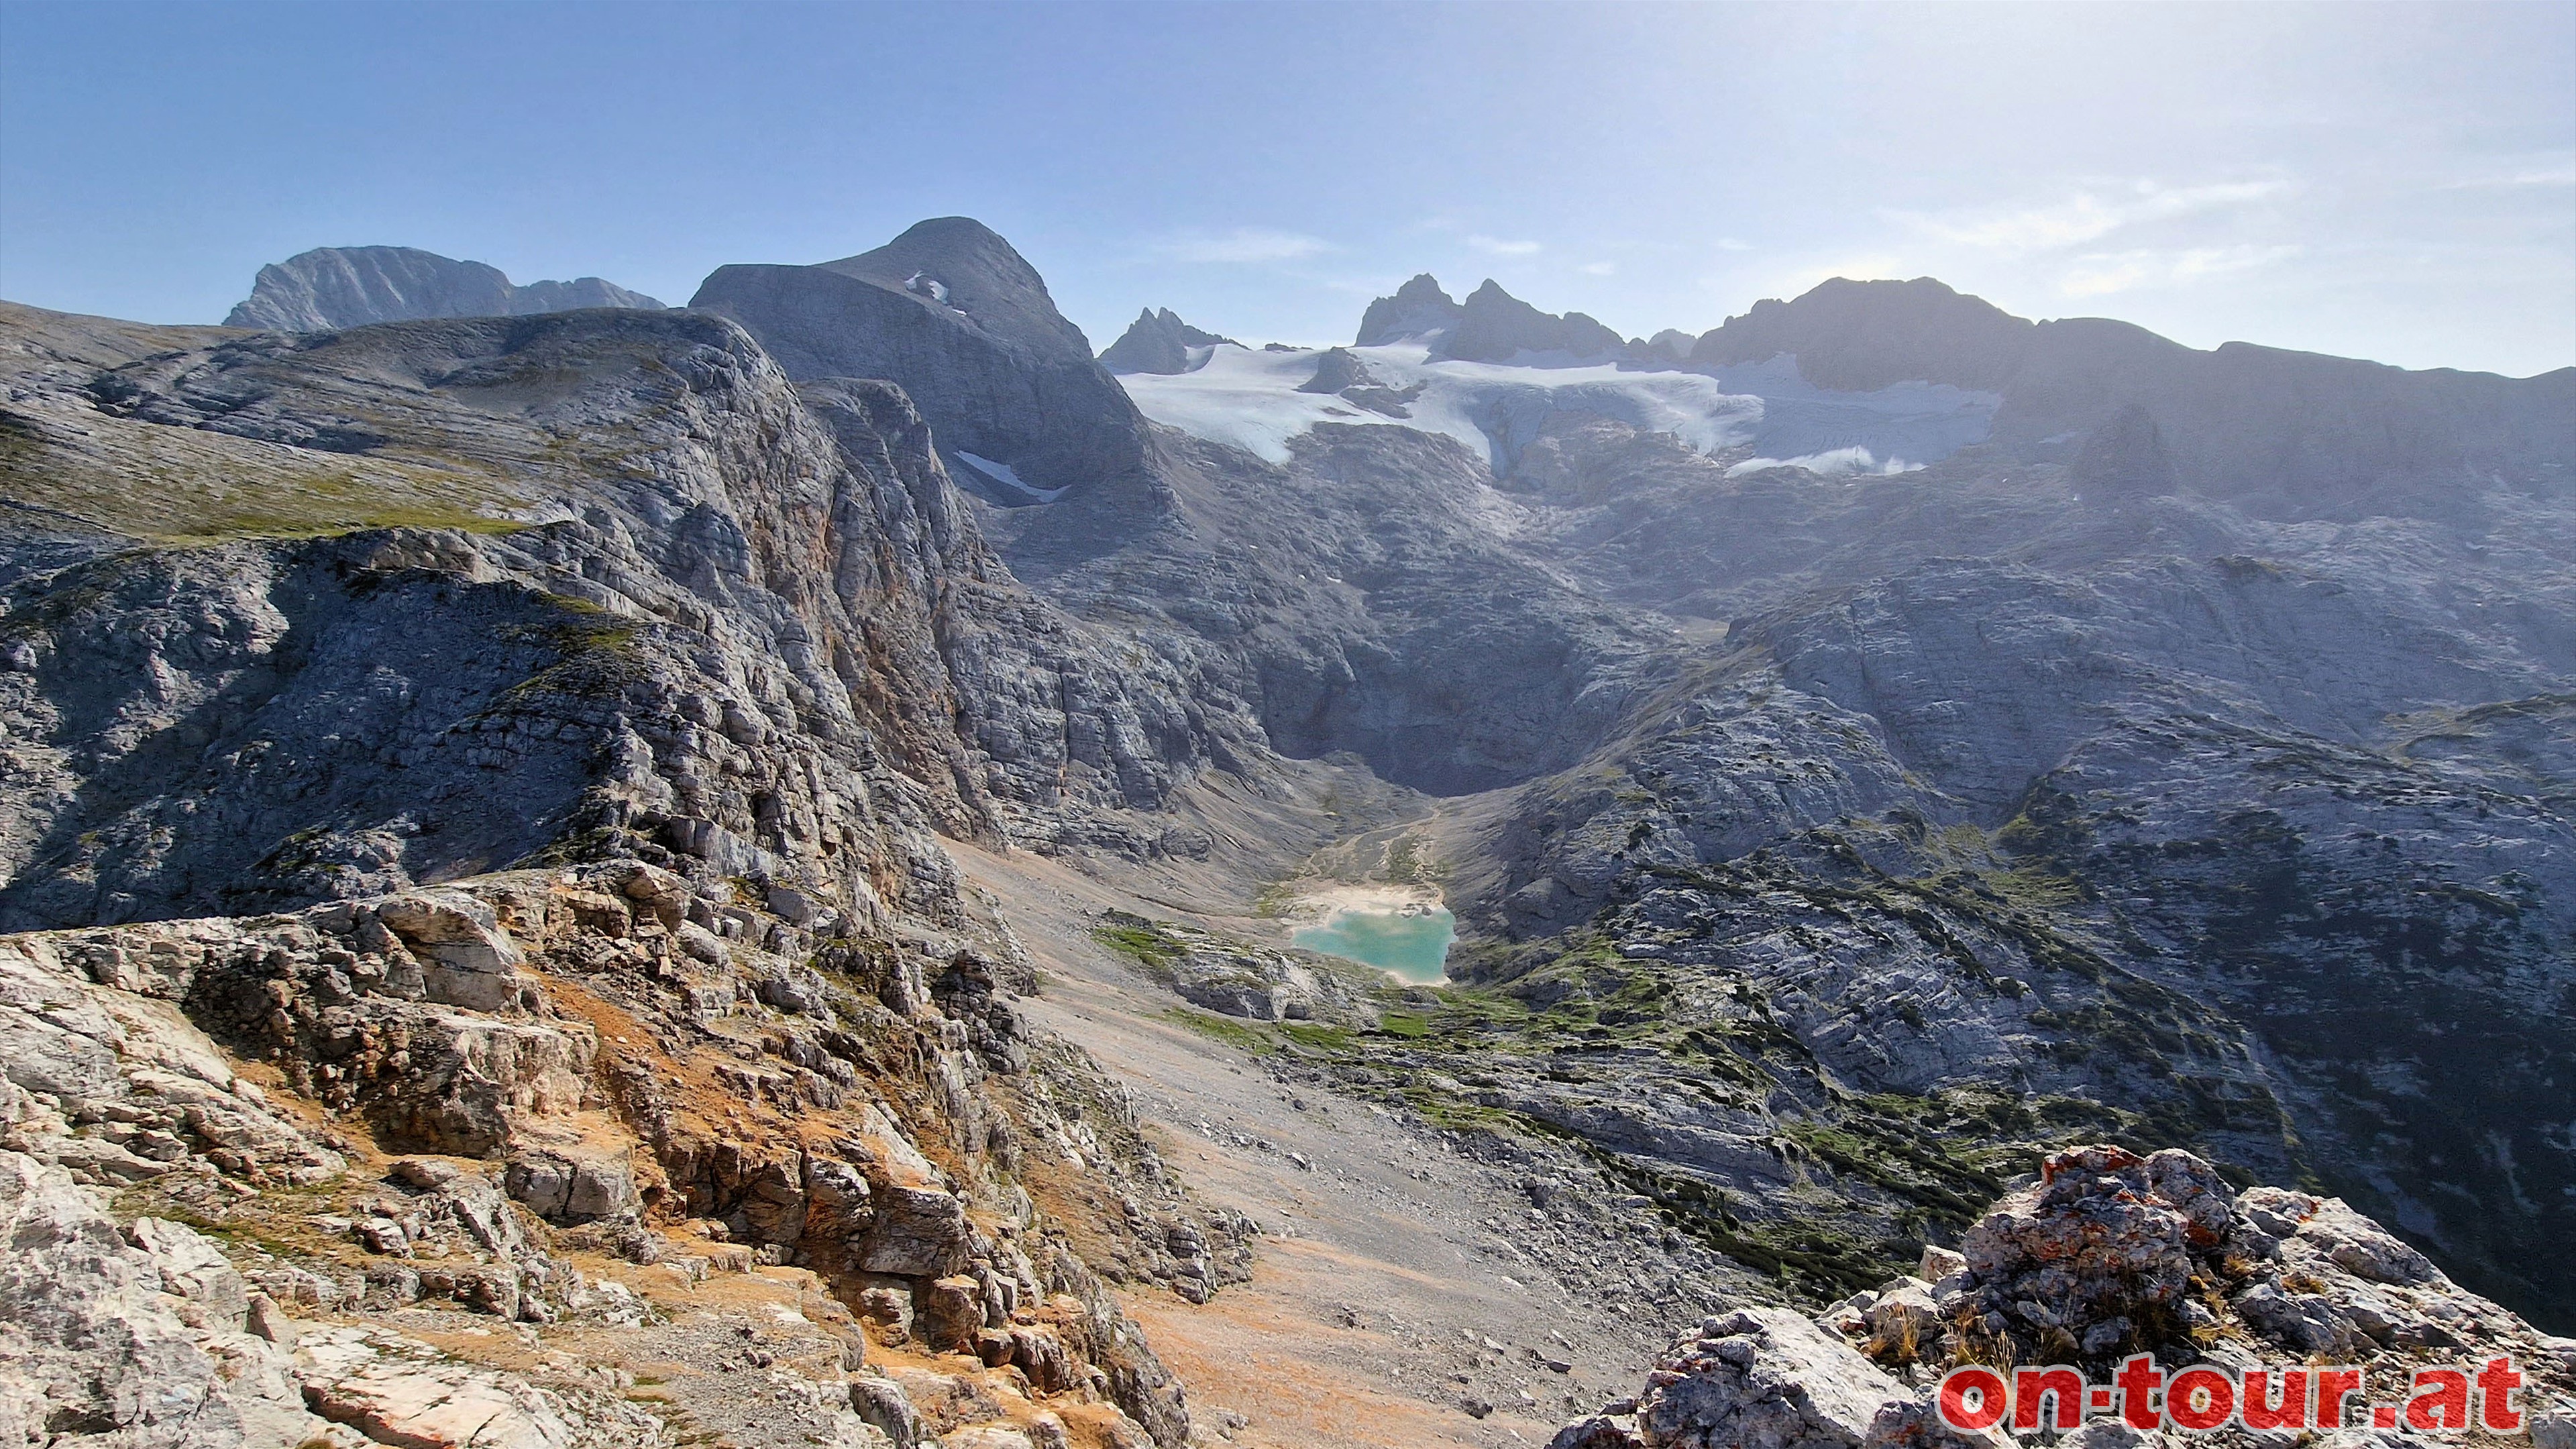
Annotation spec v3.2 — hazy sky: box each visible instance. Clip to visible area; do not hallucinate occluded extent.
[6,1,2571,376]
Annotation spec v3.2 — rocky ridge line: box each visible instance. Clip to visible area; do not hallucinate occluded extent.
[225,246,665,332]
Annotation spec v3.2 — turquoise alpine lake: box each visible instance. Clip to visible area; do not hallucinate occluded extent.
[1291,906,1456,983]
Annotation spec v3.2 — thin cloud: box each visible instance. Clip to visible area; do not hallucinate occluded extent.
[2445,162,2576,189]
[1152,227,1336,264]
[1467,235,1543,257]
[1890,180,2285,254]
[2059,244,2302,299]
[1578,261,1617,276]
[1715,237,1752,252]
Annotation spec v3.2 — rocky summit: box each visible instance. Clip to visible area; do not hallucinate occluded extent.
[1,213,2572,1449]
[225,246,666,332]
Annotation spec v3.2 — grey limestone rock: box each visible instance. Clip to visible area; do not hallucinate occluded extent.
[692,218,1171,535]
[225,245,663,331]
[0,1148,341,1447]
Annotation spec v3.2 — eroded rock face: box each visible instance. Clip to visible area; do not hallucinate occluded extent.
[0,301,1246,933]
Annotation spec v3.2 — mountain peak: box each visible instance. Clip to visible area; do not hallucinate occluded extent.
[1099,307,1238,375]
[1691,275,2031,390]
[691,217,1161,525]
[223,245,664,332]
[811,215,1087,354]
[1391,273,1454,305]
[1436,279,1623,363]
[1356,274,1464,345]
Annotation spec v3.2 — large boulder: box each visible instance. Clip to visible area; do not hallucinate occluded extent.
[369,890,528,1013]
[858,1183,972,1276]
[1953,1144,2224,1364]
[1632,1306,1913,1449]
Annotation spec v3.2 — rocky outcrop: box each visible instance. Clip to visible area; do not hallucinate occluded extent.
[0,1148,357,1448]
[1555,1147,2576,1449]
[1544,1305,2000,1449]
[1296,347,1374,394]
[2070,402,2176,500]
[1436,280,1625,364]
[1295,347,1423,418]
[1098,309,1235,375]
[225,246,663,332]
[0,853,1232,1444]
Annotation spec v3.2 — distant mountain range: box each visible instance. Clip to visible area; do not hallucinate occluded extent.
[123,218,2576,1358]
[223,244,665,331]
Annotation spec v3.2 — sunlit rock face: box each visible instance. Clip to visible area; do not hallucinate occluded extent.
[225,246,663,331]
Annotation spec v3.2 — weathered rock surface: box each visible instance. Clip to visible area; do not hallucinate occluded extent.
[0,299,1250,931]
[0,1148,352,1448]
[1556,1148,2576,1449]
[225,246,664,332]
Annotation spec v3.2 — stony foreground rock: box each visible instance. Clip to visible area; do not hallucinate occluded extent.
[1554,1146,2576,1449]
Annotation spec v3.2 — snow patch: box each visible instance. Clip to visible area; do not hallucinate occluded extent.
[1117,341,1996,472]
[1727,446,1915,478]
[953,450,1068,502]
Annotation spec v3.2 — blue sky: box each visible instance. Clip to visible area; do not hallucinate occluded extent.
[5,1,2570,376]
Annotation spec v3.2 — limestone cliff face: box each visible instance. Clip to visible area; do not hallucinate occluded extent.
[0,302,1244,934]
[225,246,665,331]
[0,295,1250,1446]
[692,219,1173,547]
